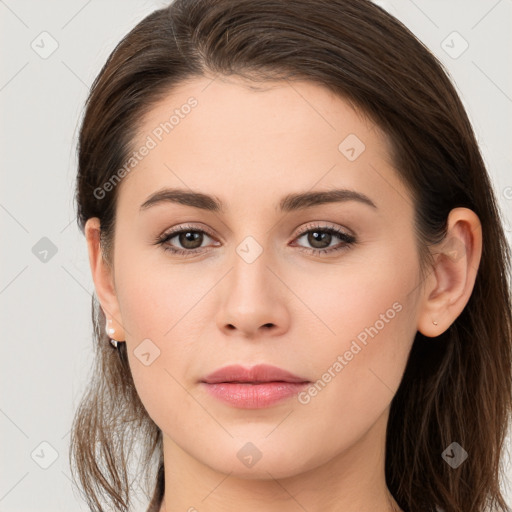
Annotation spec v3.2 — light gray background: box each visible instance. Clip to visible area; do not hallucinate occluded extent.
[1,1,511,510]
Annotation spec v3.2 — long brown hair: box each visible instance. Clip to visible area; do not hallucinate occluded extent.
[70,1,512,511]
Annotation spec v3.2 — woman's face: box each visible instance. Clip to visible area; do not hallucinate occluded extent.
[95,75,425,478]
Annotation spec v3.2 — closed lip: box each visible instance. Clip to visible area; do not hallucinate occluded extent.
[201,364,309,384]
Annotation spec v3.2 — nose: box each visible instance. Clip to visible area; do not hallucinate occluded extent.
[216,248,290,339]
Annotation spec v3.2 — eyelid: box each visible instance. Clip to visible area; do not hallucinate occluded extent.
[158,223,218,241]
[294,221,354,238]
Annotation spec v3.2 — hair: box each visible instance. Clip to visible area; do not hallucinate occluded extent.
[70,1,512,511]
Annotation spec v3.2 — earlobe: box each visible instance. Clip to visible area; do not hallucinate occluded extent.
[84,217,126,341]
[417,207,482,338]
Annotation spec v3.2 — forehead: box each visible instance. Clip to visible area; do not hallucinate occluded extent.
[115,74,406,216]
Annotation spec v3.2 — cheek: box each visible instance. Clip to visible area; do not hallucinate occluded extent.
[289,252,416,349]
[113,260,215,424]
[293,249,418,406]
[115,252,207,340]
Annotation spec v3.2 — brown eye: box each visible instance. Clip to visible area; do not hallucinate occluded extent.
[293,224,356,255]
[155,224,218,256]
[175,230,204,250]
[305,230,333,249]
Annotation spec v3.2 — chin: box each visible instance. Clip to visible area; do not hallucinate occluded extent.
[201,443,320,481]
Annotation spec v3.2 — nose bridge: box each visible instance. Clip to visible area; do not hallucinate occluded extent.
[230,232,274,300]
[226,208,274,278]
[216,229,289,334]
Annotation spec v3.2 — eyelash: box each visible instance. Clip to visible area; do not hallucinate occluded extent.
[154,222,356,257]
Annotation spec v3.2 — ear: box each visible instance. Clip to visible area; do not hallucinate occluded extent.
[84,217,125,341]
[417,207,482,337]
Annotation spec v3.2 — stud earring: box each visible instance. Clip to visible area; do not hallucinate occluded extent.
[105,318,119,348]
[432,320,438,326]
[105,318,115,335]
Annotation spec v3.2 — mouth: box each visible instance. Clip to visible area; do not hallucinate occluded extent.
[200,364,310,409]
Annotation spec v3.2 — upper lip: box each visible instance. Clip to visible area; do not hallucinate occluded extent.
[201,364,309,384]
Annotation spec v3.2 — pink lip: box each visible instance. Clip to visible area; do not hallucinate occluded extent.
[200,364,310,409]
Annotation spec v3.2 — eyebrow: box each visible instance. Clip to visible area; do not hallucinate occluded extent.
[139,187,377,213]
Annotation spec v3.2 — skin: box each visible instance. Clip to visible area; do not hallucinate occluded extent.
[85,75,482,512]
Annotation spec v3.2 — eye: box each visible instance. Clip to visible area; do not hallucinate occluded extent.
[154,222,356,257]
[154,224,219,256]
[291,222,356,256]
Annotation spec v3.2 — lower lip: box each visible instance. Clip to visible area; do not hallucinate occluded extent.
[201,381,309,409]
